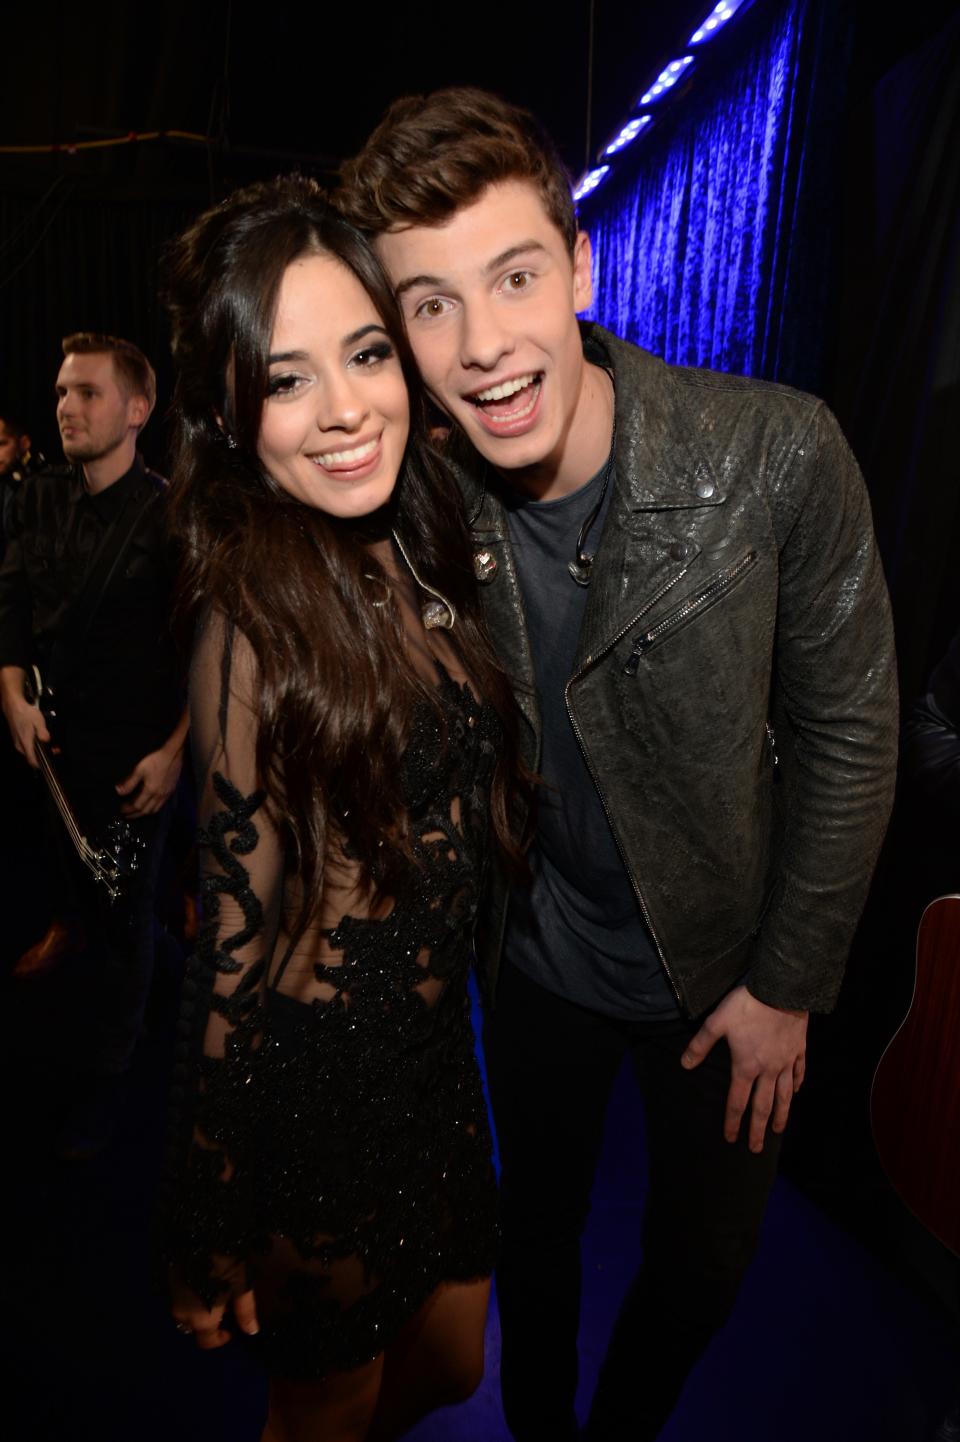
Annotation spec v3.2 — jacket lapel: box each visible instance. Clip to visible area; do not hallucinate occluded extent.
[573,327,723,670]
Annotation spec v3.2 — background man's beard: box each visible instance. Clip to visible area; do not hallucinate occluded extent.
[62,428,127,464]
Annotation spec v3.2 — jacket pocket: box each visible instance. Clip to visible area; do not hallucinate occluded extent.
[623,550,758,675]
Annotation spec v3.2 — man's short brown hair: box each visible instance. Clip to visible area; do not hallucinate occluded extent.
[340,87,578,255]
[61,331,157,423]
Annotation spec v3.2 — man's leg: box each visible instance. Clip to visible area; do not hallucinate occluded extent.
[485,962,628,1442]
[586,1021,782,1441]
[56,787,172,1158]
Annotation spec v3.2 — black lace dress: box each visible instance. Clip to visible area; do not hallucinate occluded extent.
[162,557,499,1380]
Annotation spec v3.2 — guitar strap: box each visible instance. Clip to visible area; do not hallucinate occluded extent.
[48,472,160,690]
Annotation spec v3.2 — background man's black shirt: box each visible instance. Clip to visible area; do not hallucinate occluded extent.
[0,454,182,785]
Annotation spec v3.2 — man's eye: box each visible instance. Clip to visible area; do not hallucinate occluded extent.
[415,297,451,319]
[505,272,530,291]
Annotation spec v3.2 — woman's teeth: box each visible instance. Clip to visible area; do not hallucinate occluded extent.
[312,438,378,467]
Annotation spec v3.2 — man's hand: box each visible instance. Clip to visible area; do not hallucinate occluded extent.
[115,742,183,816]
[680,984,808,1153]
[0,670,49,768]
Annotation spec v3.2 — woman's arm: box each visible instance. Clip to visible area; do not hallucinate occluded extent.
[161,613,283,1342]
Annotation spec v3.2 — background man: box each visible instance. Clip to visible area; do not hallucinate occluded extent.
[0,411,41,552]
[343,89,899,1441]
[0,332,186,1157]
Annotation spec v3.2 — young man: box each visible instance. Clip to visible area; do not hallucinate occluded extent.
[342,90,898,1441]
[0,333,186,1153]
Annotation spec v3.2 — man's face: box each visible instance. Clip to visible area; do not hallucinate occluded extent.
[55,352,145,465]
[0,422,27,477]
[376,180,593,476]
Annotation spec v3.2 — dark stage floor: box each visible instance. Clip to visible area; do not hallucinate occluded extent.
[3,963,957,1442]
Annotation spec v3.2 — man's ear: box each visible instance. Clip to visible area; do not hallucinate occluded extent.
[19,432,31,458]
[128,393,150,431]
[572,230,593,314]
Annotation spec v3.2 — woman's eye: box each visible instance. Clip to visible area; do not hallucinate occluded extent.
[351,342,394,368]
[266,373,302,398]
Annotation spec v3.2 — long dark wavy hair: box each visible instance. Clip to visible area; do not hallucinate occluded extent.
[165,174,529,933]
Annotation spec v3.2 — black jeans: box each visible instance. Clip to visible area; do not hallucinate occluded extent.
[45,762,171,1076]
[485,961,782,1442]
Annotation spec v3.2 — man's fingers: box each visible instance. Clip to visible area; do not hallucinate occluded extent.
[173,1301,232,1350]
[771,1068,795,1137]
[194,1325,231,1350]
[793,1053,806,1093]
[723,1074,753,1143]
[233,1289,260,1336]
[748,1076,777,1153]
[115,771,141,795]
[681,1021,718,1070]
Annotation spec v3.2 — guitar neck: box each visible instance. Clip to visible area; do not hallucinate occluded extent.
[35,743,101,869]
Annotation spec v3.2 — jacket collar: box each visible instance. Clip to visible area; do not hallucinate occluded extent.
[455,322,724,525]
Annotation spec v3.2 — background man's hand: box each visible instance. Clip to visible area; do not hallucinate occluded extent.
[115,742,183,816]
[680,984,808,1153]
[1,688,50,767]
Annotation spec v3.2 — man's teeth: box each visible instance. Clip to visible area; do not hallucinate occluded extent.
[312,438,378,467]
[473,374,538,403]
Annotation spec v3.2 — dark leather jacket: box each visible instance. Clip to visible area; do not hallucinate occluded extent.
[459,325,899,1018]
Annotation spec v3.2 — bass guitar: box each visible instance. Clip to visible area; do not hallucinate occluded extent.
[870,893,960,1258]
[25,665,144,904]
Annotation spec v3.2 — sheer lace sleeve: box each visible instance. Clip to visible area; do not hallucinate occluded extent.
[161,612,284,1308]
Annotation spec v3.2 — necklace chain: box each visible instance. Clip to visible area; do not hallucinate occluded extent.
[391,529,457,630]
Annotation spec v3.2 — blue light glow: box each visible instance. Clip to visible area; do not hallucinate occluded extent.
[573,165,611,202]
[639,55,695,106]
[689,0,744,45]
[604,115,653,157]
[584,0,816,388]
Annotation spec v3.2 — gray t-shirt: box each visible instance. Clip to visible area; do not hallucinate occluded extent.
[502,456,680,1020]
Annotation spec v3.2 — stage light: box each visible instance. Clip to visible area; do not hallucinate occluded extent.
[639,56,694,106]
[689,0,745,45]
[604,115,652,157]
[574,166,611,202]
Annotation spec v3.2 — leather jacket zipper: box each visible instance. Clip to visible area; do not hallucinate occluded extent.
[565,687,684,1008]
[562,560,700,1011]
[624,550,758,675]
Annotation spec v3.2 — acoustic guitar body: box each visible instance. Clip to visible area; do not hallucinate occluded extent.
[870,895,960,1257]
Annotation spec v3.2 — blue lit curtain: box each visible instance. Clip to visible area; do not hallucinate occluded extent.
[584,0,849,389]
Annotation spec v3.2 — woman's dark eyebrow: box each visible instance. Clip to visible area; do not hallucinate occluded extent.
[342,323,389,346]
[267,325,387,364]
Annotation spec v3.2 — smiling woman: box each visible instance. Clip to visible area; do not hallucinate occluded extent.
[258,253,410,517]
[158,175,531,1442]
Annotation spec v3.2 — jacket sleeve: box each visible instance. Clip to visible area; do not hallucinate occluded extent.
[903,627,960,812]
[746,401,899,1012]
[161,612,284,1308]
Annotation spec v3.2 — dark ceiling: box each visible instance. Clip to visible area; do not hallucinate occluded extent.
[5,0,713,189]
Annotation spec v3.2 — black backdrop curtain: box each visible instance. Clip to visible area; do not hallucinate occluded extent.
[0,181,200,468]
[833,11,960,701]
